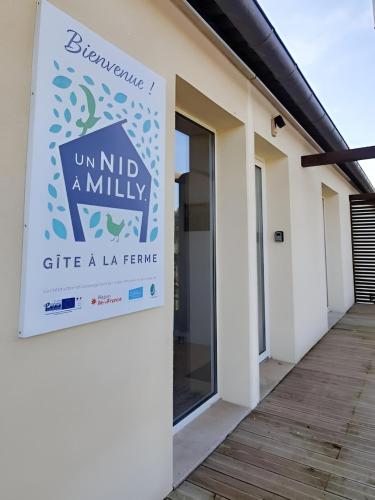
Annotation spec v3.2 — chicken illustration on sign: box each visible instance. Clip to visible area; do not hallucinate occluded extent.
[106,214,125,241]
[59,119,152,242]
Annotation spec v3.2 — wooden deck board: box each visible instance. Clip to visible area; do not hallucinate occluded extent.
[242,411,375,456]
[169,305,375,499]
[188,466,286,500]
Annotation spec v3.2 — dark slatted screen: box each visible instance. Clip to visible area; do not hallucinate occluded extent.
[350,194,375,303]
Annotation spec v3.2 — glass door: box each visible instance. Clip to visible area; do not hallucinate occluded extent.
[255,166,266,357]
[173,113,216,424]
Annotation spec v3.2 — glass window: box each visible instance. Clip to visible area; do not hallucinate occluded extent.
[255,166,266,355]
[173,114,216,424]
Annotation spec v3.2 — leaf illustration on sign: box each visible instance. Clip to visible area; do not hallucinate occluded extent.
[52,218,67,239]
[89,211,101,228]
[52,75,72,89]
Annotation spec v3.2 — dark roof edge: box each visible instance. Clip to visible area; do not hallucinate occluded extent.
[186,0,373,193]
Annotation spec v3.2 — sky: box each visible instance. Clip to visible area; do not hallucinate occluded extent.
[257,0,375,186]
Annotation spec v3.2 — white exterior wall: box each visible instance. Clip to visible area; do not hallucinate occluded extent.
[291,167,356,360]
[0,1,358,499]
[252,88,357,363]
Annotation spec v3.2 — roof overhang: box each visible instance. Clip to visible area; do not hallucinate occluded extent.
[177,0,373,193]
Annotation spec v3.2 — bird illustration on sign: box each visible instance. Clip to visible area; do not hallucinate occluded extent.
[76,84,101,136]
[106,214,125,241]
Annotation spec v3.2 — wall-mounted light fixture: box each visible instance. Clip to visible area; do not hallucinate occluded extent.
[271,114,286,137]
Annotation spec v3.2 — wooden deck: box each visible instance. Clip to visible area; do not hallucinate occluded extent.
[168,304,375,500]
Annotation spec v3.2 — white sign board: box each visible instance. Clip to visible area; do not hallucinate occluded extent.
[19,0,165,337]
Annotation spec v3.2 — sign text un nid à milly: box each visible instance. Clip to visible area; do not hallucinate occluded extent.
[19,0,165,337]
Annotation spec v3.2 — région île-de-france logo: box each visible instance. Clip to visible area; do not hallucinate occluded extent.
[90,294,122,305]
[59,120,151,243]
